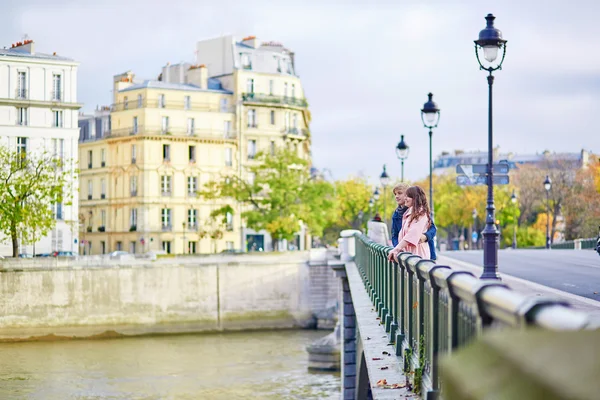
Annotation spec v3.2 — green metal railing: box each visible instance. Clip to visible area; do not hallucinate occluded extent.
[528,237,597,250]
[353,233,595,399]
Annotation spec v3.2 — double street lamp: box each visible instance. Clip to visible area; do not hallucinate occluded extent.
[395,135,409,181]
[380,165,391,223]
[474,13,507,280]
[544,175,552,249]
[511,190,518,249]
[421,93,440,222]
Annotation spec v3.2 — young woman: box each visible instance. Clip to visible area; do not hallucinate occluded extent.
[388,186,431,261]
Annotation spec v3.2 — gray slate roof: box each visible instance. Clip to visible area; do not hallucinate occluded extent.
[0,48,75,62]
[119,79,232,94]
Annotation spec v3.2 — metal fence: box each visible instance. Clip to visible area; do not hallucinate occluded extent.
[353,233,596,399]
[529,237,597,250]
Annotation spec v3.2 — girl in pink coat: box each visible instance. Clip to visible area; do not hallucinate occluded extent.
[388,186,432,261]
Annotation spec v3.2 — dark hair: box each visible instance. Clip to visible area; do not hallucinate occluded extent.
[373,213,382,222]
[405,186,431,227]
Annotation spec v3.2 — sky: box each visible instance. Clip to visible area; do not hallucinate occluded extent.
[3,0,599,182]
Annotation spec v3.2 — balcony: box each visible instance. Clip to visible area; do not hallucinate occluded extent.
[86,226,92,232]
[161,224,172,232]
[131,157,136,164]
[282,127,310,139]
[101,161,106,167]
[241,93,308,108]
[188,223,198,231]
[88,163,92,169]
[188,191,197,198]
[98,226,105,232]
[111,98,235,113]
[105,125,238,140]
[101,194,106,199]
[15,89,27,99]
[131,190,137,197]
[161,191,171,197]
[1,89,81,110]
[51,90,62,102]
[226,223,234,232]
[129,225,137,232]
[87,195,92,200]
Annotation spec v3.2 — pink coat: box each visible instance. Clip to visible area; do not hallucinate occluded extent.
[398,207,431,259]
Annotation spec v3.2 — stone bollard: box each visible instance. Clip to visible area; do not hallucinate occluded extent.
[340,230,362,261]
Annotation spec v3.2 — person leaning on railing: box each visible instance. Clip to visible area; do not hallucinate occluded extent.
[390,183,437,260]
[596,225,600,256]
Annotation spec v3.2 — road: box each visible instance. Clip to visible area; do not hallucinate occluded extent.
[442,249,600,301]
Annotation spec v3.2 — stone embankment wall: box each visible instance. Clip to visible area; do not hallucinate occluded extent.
[0,252,336,341]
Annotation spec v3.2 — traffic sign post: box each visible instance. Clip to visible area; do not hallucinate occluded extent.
[456,174,509,186]
[456,162,510,187]
[456,162,509,175]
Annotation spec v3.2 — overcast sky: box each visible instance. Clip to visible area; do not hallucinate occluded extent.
[3,0,599,182]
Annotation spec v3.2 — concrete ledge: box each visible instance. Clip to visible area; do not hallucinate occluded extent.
[344,261,413,399]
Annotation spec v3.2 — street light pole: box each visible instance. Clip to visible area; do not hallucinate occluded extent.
[395,135,409,181]
[474,13,507,280]
[380,165,391,224]
[373,188,380,214]
[511,190,518,249]
[421,94,440,222]
[544,175,552,249]
[472,208,478,250]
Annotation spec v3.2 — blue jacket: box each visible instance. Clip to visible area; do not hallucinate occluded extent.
[391,206,437,260]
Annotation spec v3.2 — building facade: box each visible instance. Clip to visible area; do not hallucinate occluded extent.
[79,35,312,255]
[0,40,80,256]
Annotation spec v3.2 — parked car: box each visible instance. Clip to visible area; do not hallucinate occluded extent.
[35,253,52,257]
[52,251,78,258]
[18,253,33,258]
[109,251,134,261]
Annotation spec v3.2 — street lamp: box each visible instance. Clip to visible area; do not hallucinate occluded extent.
[544,175,552,249]
[373,188,380,214]
[511,190,518,249]
[380,165,390,223]
[474,13,507,280]
[395,135,409,181]
[472,208,478,250]
[421,93,440,222]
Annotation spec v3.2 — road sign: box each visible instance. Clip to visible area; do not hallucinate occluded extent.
[456,163,510,175]
[456,174,510,186]
[472,231,478,243]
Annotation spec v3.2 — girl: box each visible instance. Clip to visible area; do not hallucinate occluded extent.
[388,186,431,261]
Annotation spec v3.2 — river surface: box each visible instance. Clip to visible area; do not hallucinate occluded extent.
[0,330,339,400]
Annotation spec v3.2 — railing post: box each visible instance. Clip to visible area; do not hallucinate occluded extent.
[389,257,399,343]
[427,265,451,398]
[445,271,475,351]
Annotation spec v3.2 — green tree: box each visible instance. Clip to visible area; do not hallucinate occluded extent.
[0,147,72,257]
[201,148,335,249]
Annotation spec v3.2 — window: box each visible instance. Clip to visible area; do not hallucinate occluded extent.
[158,94,165,108]
[133,116,138,134]
[17,71,27,98]
[101,210,106,226]
[101,241,106,254]
[285,112,290,130]
[87,150,93,168]
[131,144,137,163]
[226,212,233,231]
[162,241,172,253]
[248,172,256,185]
[187,176,197,195]
[56,203,63,220]
[116,241,122,251]
[277,58,282,73]
[163,144,170,161]
[58,139,64,160]
[189,145,196,162]
[224,121,231,137]
[161,209,172,230]
[130,242,136,254]
[100,179,106,199]
[247,109,256,128]
[220,98,228,112]
[184,96,191,110]
[161,116,169,133]
[226,241,234,250]
[187,118,195,135]
[17,107,28,125]
[17,137,28,160]
[52,74,62,101]
[247,140,257,160]
[161,175,172,196]
[130,208,137,228]
[188,209,198,227]
[246,78,254,94]
[130,175,137,196]
[291,84,296,99]
[53,110,63,127]
[284,82,288,98]
[292,113,298,129]
[123,96,128,110]
[270,140,275,156]
[101,149,106,167]
[88,180,93,199]
[270,110,277,125]
[137,94,143,108]
[269,80,274,95]
[287,60,292,74]
[225,148,232,167]
[188,242,197,254]
[241,53,251,69]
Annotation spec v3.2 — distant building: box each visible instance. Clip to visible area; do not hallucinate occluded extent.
[433,147,591,174]
[0,40,80,256]
[78,106,110,142]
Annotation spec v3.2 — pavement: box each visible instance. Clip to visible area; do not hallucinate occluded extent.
[438,250,600,320]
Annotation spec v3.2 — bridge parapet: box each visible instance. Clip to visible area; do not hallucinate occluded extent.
[339,232,597,399]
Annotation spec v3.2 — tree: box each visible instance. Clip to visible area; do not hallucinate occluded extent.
[0,147,72,257]
[201,147,335,249]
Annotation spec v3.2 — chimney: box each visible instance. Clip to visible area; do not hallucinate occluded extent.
[11,39,35,54]
[113,71,135,101]
[164,62,171,83]
[241,35,258,48]
[187,64,208,89]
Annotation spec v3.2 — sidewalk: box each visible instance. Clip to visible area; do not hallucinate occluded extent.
[438,255,600,321]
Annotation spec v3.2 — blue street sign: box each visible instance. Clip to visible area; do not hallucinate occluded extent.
[456,162,510,175]
[472,231,478,243]
[456,174,509,186]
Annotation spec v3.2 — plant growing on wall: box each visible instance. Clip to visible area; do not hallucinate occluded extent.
[0,146,73,257]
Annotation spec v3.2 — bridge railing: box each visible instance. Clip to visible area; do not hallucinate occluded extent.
[353,233,595,399]
[528,237,597,250]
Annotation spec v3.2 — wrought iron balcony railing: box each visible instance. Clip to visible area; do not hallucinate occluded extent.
[15,89,27,99]
[241,92,308,108]
[111,98,235,113]
[105,125,238,140]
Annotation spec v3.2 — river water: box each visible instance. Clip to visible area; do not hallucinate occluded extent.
[0,330,339,400]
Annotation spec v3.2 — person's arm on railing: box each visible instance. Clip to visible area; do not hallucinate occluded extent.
[388,216,428,261]
[420,220,437,244]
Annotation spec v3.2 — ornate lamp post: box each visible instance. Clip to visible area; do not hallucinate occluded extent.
[379,165,391,223]
[511,190,518,249]
[421,93,440,222]
[474,13,507,280]
[544,175,552,249]
[395,135,409,181]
